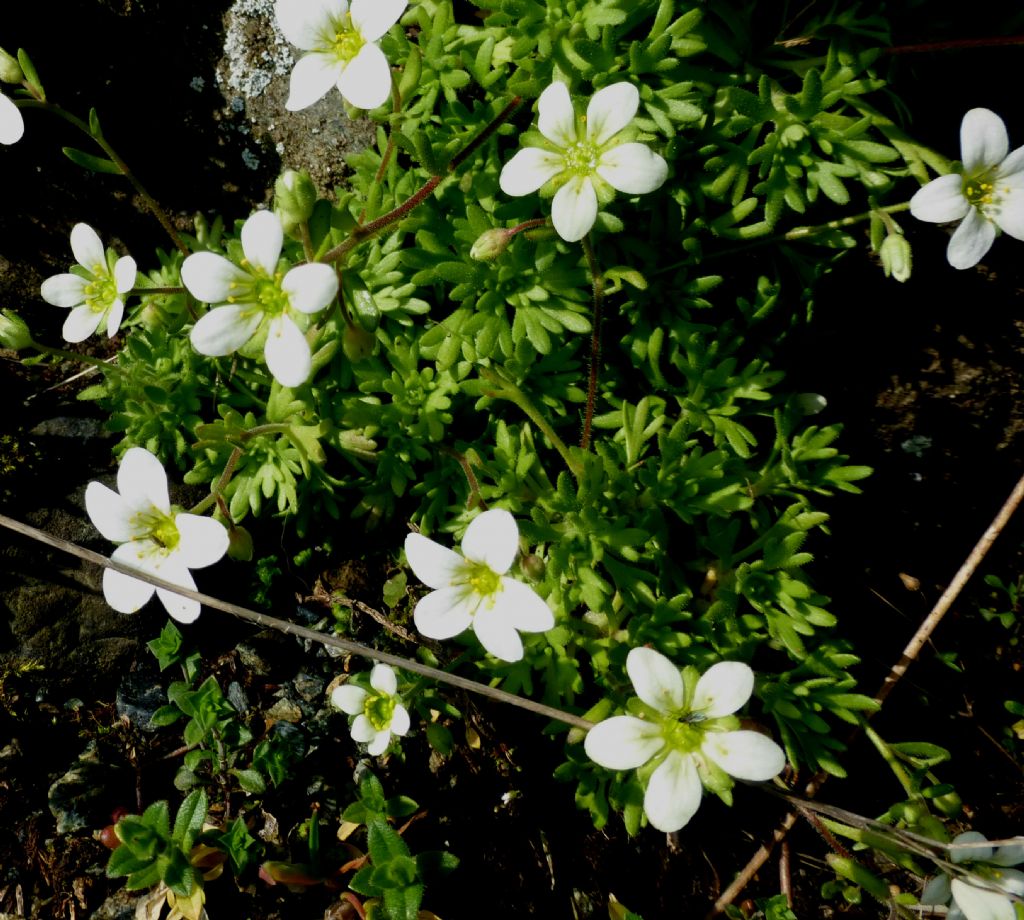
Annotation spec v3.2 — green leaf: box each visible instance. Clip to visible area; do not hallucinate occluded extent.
[383,882,424,920]
[172,789,208,852]
[232,768,267,795]
[17,48,44,96]
[61,146,122,175]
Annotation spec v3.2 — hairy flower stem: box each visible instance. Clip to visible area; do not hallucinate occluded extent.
[128,286,184,296]
[440,445,487,511]
[189,446,243,516]
[321,95,523,263]
[478,367,582,479]
[579,234,604,451]
[28,338,125,373]
[17,99,189,256]
[356,82,403,227]
[298,220,316,264]
[0,512,595,731]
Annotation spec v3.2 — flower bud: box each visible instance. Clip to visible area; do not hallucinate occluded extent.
[0,309,32,350]
[0,48,23,84]
[273,168,317,234]
[520,553,546,581]
[880,233,912,283]
[342,323,375,362]
[470,228,513,262]
[226,525,254,562]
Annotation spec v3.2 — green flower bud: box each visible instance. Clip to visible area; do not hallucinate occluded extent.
[273,168,317,234]
[226,525,254,562]
[880,233,912,283]
[342,323,375,362]
[470,228,513,262]
[0,47,23,85]
[0,309,32,350]
[520,553,546,581]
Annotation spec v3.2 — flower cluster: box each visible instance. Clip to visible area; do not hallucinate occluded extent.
[921,831,1024,920]
[499,81,668,242]
[85,447,229,623]
[275,0,407,112]
[584,648,786,832]
[404,508,554,662]
[181,210,338,388]
[40,223,136,343]
[331,663,410,755]
[911,108,1024,269]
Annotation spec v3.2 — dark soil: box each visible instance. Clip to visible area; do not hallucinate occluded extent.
[2,2,1024,919]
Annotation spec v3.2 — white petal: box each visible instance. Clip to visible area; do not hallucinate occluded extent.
[910,174,970,223]
[350,0,406,41]
[264,315,312,387]
[174,514,229,569]
[104,543,158,613]
[992,842,1024,867]
[190,305,263,357]
[181,252,250,303]
[996,868,1024,897]
[85,481,135,543]
[499,147,564,197]
[0,93,24,145]
[961,108,1009,174]
[241,210,284,276]
[117,447,170,514]
[367,730,391,756]
[405,532,466,589]
[337,43,392,110]
[921,874,952,906]
[951,833,994,864]
[583,715,664,770]
[369,663,397,695]
[331,684,368,715]
[626,647,685,714]
[275,0,342,49]
[105,299,125,338]
[702,729,786,781]
[997,146,1024,182]
[596,142,668,194]
[472,604,525,662]
[286,52,344,111]
[114,256,137,293]
[70,223,105,272]
[282,263,338,314]
[644,751,703,833]
[994,189,1024,241]
[461,508,519,573]
[537,81,576,148]
[62,305,103,343]
[495,578,554,632]
[351,713,377,743]
[390,704,410,736]
[40,273,87,308]
[947,207,996,269]
[551,175,598,242]
[586,82,639,146]
[413,586,475,640]
[950,878,1016,920]
[153,559,200,624]
[692,661,754,718]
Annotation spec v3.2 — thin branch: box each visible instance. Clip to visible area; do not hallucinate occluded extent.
[0,511,593,732]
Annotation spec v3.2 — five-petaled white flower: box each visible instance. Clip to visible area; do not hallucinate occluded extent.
[584,648,786,833]
[331,663,410,756]
[182,210,339,388]
[499,81,669,242]
[40,223,136,343]
[921,831,1024,920]
[275,0,407,112]
[85,447,229,624]
[0,92,23,145]
[910,108,1024,270]
[404,508,554,663]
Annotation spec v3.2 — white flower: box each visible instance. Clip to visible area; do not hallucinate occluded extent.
[921,831,1024,920]
[275,0,407,111]
[0,92,23,145]
[498,81,668,242]
[85,447,229,624]
[910,108,1024,269]
[182,210,339,388]
[40,223,136,343]
[404,508,555,663]
[331,663,410,755]
[584,649,786,833]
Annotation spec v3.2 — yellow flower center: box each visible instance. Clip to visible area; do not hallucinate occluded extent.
[132,508,181,551]
[330,13,364,62]
[963,170,1009,213]
[465,562,501,599]
[563,140,599,177]
[226,263,290,317]
[83,263,117,314]
[364,692,396,731]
